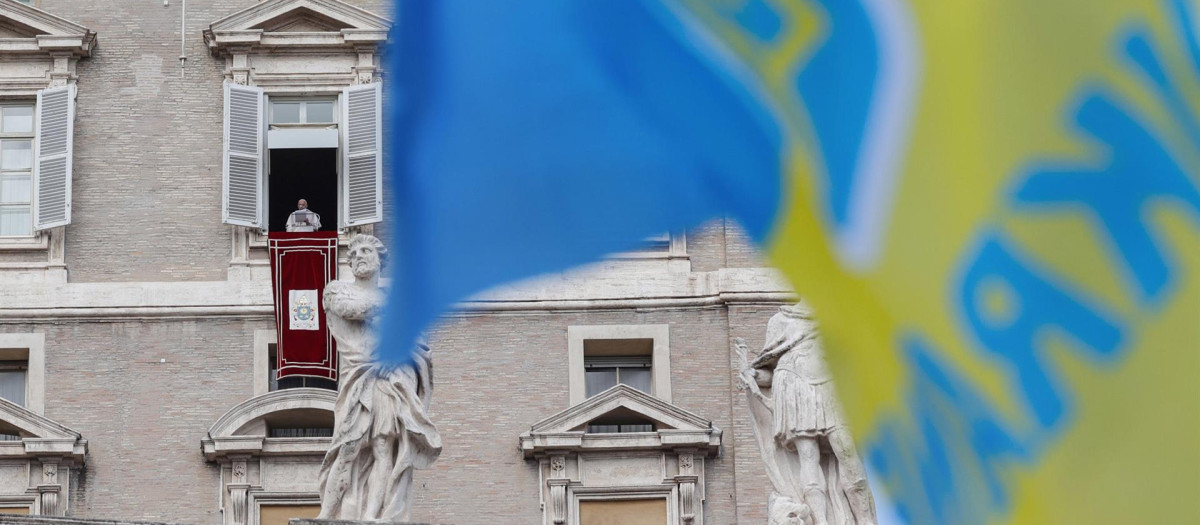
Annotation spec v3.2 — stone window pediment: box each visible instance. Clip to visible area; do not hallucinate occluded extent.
[521,384,720,458]
[0,398,86,516]
[520,385,720,525]
[204,0,389,62]
[202,388,336,525]
[0,2,94,60]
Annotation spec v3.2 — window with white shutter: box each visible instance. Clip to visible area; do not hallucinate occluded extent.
[341,83,382,227]
[223,82,266,228]
[0,104,35,237]
[31,85,73,231]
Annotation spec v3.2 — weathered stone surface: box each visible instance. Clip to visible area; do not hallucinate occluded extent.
[318,236,440,521]
[290,520,441,525]
[0,515,179,525]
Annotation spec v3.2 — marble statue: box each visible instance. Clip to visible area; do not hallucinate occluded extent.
[735,303,877,525]
[317,234,442,521]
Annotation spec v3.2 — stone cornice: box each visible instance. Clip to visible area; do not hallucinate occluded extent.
[203,0,390,58]
[0,398,87,461]
[0,0,95,57]
[520,385,721,459]
[0,267,795,321]
[206,388,337,438]
[202,388,337,462]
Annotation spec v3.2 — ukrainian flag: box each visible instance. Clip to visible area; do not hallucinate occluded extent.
[381,1,1200,523]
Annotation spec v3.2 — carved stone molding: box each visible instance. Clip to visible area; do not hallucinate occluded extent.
[0,399,85,516]
[203,0,390,93]
[521,385,721,525]
[228,483,251,525]
[202,389,336,525]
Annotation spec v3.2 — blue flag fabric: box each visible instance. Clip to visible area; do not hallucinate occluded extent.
[381,0,782,357]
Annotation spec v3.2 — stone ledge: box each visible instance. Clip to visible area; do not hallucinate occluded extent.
[290,521,442,525]
[0,515,182,525]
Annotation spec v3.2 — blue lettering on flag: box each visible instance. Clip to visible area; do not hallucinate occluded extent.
[1014,92,1200,307]
[958,233,1126,431]
[868,335,1033,525]
[1014,3,1200,306]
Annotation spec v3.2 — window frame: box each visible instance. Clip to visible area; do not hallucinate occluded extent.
[583,355,652,398]
[567,325,671,406]
[0,333,44,415]
[0,101,36,238]
[268,97,338,128]
[254,329,338,396]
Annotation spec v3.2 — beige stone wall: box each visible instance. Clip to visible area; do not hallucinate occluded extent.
[1,318,263,522]
[418,307,753,524]
[2,303,782,523]
[33,0,391,282]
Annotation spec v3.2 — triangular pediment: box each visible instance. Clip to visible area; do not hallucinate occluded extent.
[252,8,352,32]
[208,0,390,33]
[0,397,87,460]
[530,384,712,434]
[0,0,95,55]
[0,398,78,441]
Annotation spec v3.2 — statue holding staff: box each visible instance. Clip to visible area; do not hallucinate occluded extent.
[735,302,876,525]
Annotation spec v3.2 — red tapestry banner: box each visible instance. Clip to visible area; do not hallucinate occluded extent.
[268,231,339,380]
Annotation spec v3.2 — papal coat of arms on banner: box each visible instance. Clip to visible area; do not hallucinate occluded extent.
[289,289,319,330]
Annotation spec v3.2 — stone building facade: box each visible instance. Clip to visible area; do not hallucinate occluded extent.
[0,1,792,523]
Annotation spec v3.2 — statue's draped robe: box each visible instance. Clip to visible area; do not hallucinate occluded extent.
[317,281,442,521]
[748,308,858,525]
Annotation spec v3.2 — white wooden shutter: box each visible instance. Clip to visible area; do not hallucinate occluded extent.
[223,82,265,228]
[342,83,382,226]
[33,84,75,230]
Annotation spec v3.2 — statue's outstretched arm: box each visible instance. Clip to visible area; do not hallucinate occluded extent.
[733,338,772,405]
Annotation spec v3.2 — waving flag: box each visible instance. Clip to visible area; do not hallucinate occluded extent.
[382,0,1200,523]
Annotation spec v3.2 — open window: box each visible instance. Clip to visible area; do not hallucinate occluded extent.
[220,78,381,234]
[210,0,388,235]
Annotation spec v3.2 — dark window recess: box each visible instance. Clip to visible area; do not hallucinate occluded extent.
[268,148,338,232]
[268,427,334,438]
[269,344,337,392]
[586,423,655,434]
[0,434,18,442]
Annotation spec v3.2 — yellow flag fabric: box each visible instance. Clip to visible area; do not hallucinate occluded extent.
[683,0,1200,523]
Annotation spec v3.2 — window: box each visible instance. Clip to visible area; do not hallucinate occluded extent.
[585,424,654,433]
[0,360,27,407]
[270,99,335,125]
[259,504,321,525]
[568,325,671,405]
[222,83,382,231]
[0,334,44,415]
[584,354,651,397]
[0,104,34,237]
[268,343,335,392]
[579,499,668,525]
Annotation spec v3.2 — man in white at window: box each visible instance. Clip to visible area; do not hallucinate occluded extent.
[285,199,322,232]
